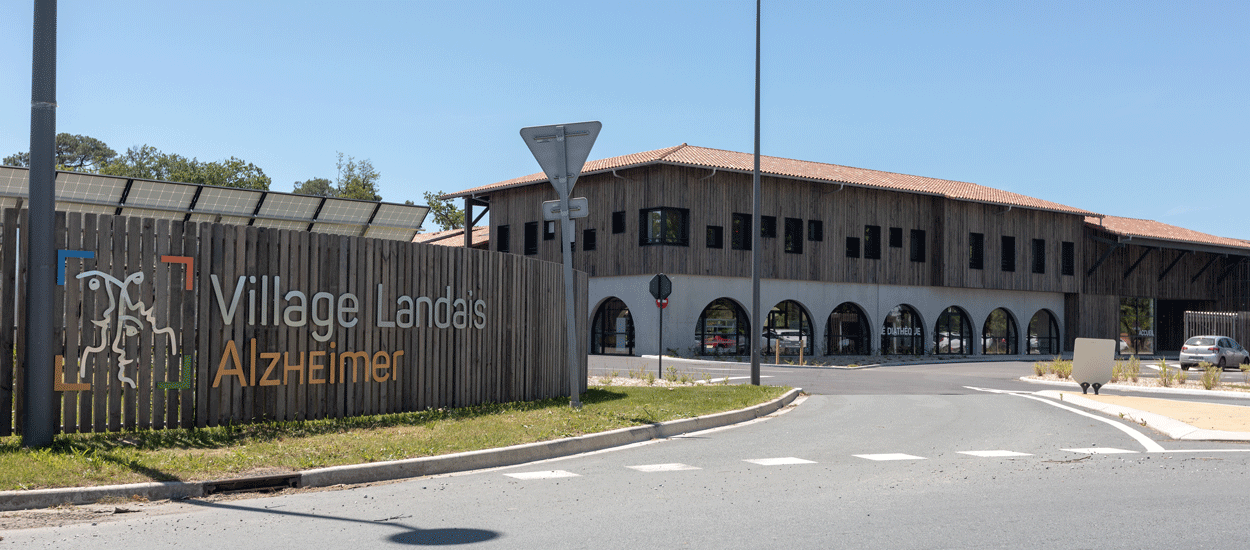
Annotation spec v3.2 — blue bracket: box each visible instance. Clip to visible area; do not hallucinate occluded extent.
[57,249,95,285]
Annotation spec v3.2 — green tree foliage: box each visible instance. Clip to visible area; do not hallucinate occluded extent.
[99,145,271,190]
[3,133,117,171]
[334,153,382,201]
[421,190,465,231]
[292,177,336,197]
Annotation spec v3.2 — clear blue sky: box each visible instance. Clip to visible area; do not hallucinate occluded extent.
[2,1,1247,239]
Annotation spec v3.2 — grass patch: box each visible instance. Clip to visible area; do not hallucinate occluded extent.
[0,385,788,491]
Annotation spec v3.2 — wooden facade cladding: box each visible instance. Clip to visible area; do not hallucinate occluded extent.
[487,164,1086,293]
[1080,226,1245,302]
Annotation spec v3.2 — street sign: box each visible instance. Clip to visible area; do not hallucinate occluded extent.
[656,298,668,309]
[1072,338,1115,394]
[542,197,588,221]
[649,273,672,300]
[520,122,602,198]
[520,121,602,409]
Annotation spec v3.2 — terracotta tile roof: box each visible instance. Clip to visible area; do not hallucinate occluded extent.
[1085,215,1250,252]
[443,144,1096,216]
[412,225,490,248]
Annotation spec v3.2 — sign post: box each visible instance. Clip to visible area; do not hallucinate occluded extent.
[649,273,671,378]
[520,122,602,408]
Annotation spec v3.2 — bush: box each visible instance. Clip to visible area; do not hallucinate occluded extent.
[1200,362,1221,390]
[1111,362,1123,383]
[1158,361,1174,387]
[1033,362,1048,376]
[1124,356,1141,382]
[1051,359,1073,379]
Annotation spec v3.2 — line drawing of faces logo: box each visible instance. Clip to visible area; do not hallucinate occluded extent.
[58,251,194,389]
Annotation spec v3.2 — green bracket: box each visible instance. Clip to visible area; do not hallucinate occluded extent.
[157,355,193,390]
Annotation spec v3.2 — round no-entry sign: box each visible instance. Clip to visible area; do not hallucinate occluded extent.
[656,298,668,309]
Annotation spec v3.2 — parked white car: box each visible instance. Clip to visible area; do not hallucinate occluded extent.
[1179,335,1250,370]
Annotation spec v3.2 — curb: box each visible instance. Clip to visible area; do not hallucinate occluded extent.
[1018,376,1250,399]
[1034,390,1250,442]
[0,388,802,512]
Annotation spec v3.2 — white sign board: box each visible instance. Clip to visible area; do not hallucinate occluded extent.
[1072,338,1116,387]
[542,197,588,221]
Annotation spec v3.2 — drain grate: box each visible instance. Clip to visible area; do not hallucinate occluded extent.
[202,473,300,495]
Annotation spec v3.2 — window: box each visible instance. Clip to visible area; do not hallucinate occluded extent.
[808,220,823,242]
[881,304,923,355]
[982,308,1018,354]
[826,302,869,355]
[731,213,752,250]
[889,227,903,248]
[864,225,882,259]
[1031,239,1046,274]
[496,225,510,254]
[582,229,596,251]
[784,218,803,254]
[638,207,689,246]
[969,233,984,270]
[760,216,777,238]
[1001,236,1016,272]
[696,298,751,356]
[910,229,926,262]
[764,300,813,356]
[934,307,972,355]
[611,211,626,234]
[1061,241,1075,276]
[846,237,861,258]
[1027,310,1060,355]
[544,221,556,241]
[523,222,538,255]
[706,225,724,249]
[591,298,634,355]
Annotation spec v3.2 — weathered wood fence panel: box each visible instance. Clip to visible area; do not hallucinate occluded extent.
[1,209,586,435]
[1184,311,1250,347]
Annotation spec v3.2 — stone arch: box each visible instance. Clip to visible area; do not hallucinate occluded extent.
[590,297,634,355]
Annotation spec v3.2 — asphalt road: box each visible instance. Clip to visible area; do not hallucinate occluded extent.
[7,360,1250,548]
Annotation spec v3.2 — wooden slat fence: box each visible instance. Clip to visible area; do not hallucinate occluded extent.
[0,209,586,435]
[1184,311,1250,347]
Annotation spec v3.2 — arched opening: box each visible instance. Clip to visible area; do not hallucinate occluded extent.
[982,308,1018,355]
[1027,309,1060,355]
[764,300,813,356]
[881,304,924,355]
[591,298,634,355]
[696,298,751,356]
[826,302,870,355]
[934,306,973,355]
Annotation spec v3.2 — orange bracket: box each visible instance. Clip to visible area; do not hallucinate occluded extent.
[54,355,91,392]
[161,255,194,290]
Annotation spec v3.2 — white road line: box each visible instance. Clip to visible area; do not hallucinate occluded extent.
[1061,448,1138,454]
[744,457,816,466]
[504,470,580,480]
[965,386,1167,453]
[958,450,1032,458]
[627,463,701,472]
[853,453,926,461]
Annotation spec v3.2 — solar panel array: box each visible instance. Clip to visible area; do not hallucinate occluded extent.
[0,166,430,241]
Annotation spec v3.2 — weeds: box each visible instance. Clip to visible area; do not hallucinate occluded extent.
[1050,359,1073,379]
[1110,362,1123,383]
[1200,362,1222,390]
[644,371,657,386]
[1241,363,1250,384]
[663,366,679,383]
[1158,361,1175,387]
[1034,362,1048,377]
[1124,356,1141,382]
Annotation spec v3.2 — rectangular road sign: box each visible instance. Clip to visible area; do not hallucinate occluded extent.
[542,197,588,221]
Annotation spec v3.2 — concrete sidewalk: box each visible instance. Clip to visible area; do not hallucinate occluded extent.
[1036,390,1250,442]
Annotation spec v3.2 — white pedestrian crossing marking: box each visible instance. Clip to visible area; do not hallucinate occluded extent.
[628,463,701,472]
[505,470,580,480]
[744,457,816,466]
[958,450,1032,458]
[1061,448,1138,454]
[853,453,926,461]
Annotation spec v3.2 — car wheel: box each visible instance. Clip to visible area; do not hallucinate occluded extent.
[1181,364,1189,371]
[1218,357,1227,371]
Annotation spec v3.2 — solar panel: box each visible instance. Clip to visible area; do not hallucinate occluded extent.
[0,166,430,242]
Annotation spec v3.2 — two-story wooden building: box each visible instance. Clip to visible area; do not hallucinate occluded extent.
[445,144,1250,358]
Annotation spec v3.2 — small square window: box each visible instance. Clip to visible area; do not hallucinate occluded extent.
[846,237,861,258]
[889,227,903,248]
[969,233,984,270]
[611,211,626,234]
[707,225,724,249]
[583,229,597,251]
[761,216,777,238]
[1032,238,1046,274]
[1001,236,1016,272]
[638,207,690,246]
[808,220,823,242]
